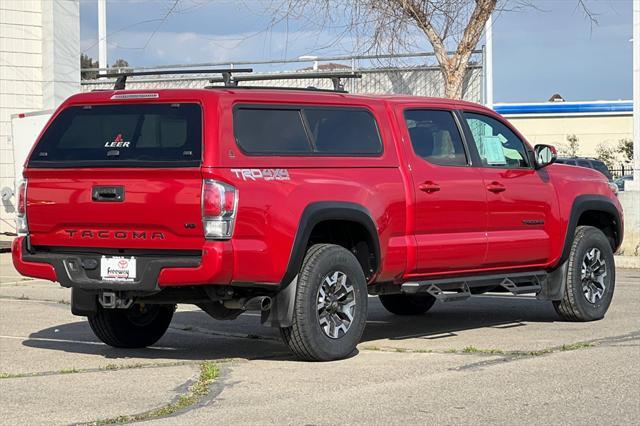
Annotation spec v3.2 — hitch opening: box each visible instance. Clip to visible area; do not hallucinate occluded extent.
[98,291,133,309]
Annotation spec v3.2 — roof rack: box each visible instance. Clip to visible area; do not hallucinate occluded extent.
[103,68,254,90]
[102,68,362,92]
[205,85,348,93]
[207,70,362,92]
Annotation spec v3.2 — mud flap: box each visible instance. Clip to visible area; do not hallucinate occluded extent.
[71,288,97,316]
[537,260,568,301]
[262,276,298,328]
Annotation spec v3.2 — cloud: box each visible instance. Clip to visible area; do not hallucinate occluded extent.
[91,29,355,68]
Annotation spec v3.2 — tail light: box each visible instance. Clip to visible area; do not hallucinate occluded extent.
[15,179,28,235]
[202,179,238,239]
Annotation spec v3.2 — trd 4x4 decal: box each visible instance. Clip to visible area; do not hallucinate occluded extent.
[231,169,290,181]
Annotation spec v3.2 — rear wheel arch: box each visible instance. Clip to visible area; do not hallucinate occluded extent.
[280,202,381,286]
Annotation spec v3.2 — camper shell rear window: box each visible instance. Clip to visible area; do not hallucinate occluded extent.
[29,103,202,168]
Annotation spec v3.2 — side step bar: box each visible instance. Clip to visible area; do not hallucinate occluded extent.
[401,271,547,302]
[403,282,472,302]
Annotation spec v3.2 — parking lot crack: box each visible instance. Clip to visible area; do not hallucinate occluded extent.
[72,361,222,425]
[0,360,202,380]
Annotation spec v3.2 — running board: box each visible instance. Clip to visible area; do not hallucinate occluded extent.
[401,271,547,301]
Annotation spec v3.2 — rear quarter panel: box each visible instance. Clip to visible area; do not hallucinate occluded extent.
[207,93,408,284]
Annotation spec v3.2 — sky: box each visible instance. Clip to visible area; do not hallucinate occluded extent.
[79,0,634,103]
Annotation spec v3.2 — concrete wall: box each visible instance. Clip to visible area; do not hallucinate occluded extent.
[618,191,640,256]
[0,0,79,237]
[505,114,633,158]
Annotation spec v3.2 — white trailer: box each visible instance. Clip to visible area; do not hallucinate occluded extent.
[0,110,53,242]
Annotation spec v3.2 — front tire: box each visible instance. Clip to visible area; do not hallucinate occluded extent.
[379,293,436,315]
[553,226,615,322]
[280,244,368,361]
[88,303,175,348]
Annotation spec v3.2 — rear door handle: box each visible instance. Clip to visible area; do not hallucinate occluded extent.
[92,186,124,202]
[419,181,440,193]
[486,181,506,193]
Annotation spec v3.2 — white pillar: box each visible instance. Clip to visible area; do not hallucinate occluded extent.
[485,14,494,109]
[632,0,640,190]
[41,0,80,108]
[98,0,107,74]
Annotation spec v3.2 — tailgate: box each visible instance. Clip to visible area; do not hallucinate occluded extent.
[23,102,205,250]
[25,168,204,250]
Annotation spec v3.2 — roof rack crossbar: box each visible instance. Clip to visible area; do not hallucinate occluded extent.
[204,85,348,93]
[208,71,362,91]
[104,68,253,90]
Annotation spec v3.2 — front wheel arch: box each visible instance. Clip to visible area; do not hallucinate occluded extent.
[559,195,622,266]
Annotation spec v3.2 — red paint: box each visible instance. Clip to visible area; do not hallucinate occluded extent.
[12,88,623,289]
[12,237,56,281]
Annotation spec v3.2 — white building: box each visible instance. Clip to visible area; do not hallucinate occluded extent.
[0,0,80,238]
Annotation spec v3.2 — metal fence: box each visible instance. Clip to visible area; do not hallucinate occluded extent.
[80,51,484,103]
[610,164,633,179]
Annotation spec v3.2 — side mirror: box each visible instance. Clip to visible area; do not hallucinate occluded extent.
[534,144,557,169]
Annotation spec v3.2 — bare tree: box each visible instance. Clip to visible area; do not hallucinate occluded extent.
[560,134,580,157]
[265,0,495,99]
[265,0,595,99]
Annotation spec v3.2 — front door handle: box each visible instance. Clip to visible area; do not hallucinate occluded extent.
[419,181,441,193]
[486,181,506,193]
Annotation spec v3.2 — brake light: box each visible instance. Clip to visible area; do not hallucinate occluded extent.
[16,179,28,234]
[202,179,238,239]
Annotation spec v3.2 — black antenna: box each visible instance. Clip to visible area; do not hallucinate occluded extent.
[103,68,254,90]
[208,71,362,92]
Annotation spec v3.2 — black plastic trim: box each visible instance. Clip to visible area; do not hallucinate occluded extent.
[23,245,201,291]
[558,194,623,265]
[280,202,381,286]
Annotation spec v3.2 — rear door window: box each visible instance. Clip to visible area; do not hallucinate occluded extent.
[404,109,468,166]
[29,103,202,167]
[233,106,382,156]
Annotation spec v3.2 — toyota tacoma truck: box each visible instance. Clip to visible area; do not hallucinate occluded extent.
[12,71,623,361]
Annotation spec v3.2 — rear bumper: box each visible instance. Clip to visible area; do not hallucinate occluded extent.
[11,237,233,291]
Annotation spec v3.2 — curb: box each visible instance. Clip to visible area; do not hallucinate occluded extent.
[615,255,640,269]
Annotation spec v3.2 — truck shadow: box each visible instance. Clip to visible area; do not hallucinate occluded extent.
[23,295,559,361]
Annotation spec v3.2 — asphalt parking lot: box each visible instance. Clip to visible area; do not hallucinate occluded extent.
[1,252,638,425]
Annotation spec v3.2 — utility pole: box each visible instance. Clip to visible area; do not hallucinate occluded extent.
[633,0,640,190]
[485,13,494,109]
[98,0,107,75]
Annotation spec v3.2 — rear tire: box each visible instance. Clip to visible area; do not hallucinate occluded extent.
[280,244,368,361]
[553,226,615,322]
[88,303,175,348]
[379,293,436,315]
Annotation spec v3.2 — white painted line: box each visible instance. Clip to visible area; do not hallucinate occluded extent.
[0,334,178,350]
[0,298,64,304]
[0,335,104,346]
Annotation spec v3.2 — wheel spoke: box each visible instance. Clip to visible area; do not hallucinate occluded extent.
[580,247,608,304]
[316,270,357,339]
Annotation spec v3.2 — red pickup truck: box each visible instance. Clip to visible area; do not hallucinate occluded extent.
[12,75,623,361]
